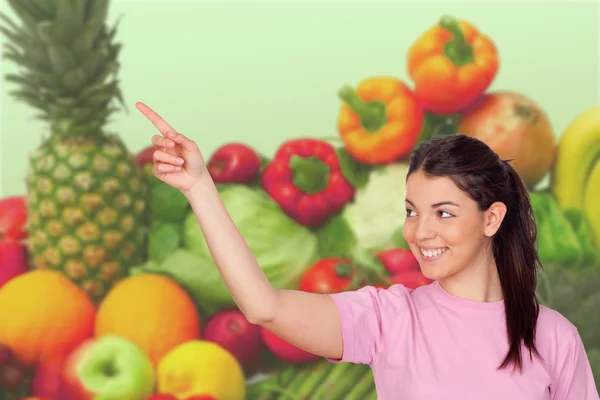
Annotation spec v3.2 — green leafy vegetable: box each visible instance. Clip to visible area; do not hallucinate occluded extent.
[150,182,190,223]
[564,207,599,267]
[417,112,461,144]
[147,221,181,263]
[536,265,600,391]
[529,191,590,268]
[316,213,357,258]
[336,147,372,190]
[341,162,410,251]
[388,225,410,249]
[142,184,318,314]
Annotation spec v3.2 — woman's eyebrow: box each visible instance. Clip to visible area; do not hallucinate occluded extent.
[432,201,460,208]
[405,198,460,208]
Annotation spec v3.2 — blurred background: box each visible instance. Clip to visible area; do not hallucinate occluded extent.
[0,0,599,399]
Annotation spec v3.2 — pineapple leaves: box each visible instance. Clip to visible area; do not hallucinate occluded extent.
[0,25,30,48]
[82,51,104,81]
[25,44,51,71]
[0,11,23,33]
[0,12,33,48]
[31,0,54,19]
[36,21,55,44]
[54,0,85,43]
[73,0,108,54]
[5,73,40,92]
[63,68,87,92]
[1,0,126,134]
[9,89,47,111]
[48,45,77,75]
[90,0,110,25]
[6,0,43,34]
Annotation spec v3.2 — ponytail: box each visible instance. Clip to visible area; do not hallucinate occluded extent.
[494,161,543,372]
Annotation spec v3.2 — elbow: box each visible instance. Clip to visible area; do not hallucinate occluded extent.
[245,313,270,326]
[239,288,280,326]
[244,309,276,326]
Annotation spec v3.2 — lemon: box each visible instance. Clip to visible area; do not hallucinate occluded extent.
[157,340,246,400]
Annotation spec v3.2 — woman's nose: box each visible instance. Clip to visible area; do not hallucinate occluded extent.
[415,219,436,241]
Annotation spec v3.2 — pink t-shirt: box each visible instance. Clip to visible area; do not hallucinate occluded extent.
[327,281,599,400]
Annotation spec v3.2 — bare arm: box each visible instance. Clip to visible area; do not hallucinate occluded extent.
[136,102,343,360]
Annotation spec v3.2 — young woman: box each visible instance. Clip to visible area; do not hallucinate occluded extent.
[136,101,598,399]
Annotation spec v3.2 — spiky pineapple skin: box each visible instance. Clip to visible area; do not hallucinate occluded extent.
[26,133,149,302]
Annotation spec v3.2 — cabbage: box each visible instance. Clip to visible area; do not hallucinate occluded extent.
[137,184,319,315]
[341,162,410,250]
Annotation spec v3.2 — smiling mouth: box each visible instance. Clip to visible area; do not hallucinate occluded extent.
[419,247,448,261]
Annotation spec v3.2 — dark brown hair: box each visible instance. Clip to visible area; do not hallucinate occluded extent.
[406,134,543,373]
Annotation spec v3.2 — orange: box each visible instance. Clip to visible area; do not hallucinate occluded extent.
[0,270,96,366]
[95,273,201,365]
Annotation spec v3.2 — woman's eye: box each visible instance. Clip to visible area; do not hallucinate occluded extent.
[439,211,453,218]
[406,209,416,217]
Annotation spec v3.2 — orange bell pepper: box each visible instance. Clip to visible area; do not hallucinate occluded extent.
[407,16,499,114]
[337,77,424,165]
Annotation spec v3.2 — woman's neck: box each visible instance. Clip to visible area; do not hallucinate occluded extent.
[439,247,503,303]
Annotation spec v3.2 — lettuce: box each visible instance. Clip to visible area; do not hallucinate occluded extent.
[341,162,410,251]
[133,184,319,315]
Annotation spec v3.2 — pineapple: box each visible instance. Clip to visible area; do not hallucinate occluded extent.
[0,0,149,302]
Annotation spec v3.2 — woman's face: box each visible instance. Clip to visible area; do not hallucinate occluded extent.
[402,170,504,281]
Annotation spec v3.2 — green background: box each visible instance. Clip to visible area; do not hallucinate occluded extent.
[0,0,599,396]
[1,0,599,196]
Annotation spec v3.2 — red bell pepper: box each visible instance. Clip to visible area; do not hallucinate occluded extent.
[261,138,355,227]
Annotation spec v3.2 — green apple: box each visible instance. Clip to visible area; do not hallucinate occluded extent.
[65,335,155,400]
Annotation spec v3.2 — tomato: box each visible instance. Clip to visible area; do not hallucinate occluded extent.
[0,196,27,242]
[376,248,420,275]
[371,283,390,290]
[260,327,320,364]
[390,270,433,290]
[298,258,355,294]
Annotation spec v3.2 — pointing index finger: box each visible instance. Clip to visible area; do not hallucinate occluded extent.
[135,101,176,137]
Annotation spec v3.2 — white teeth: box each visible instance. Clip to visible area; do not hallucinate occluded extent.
[420,247,447,258]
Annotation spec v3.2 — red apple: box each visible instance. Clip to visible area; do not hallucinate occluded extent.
[260,327,320,364]
[390,270,433,290]
[376,248,420,275]
[61,341,95,400]
[202,308,261,370]
[0,196,27,242]
[207,143,261,184]
[0,362,25,390]
[0,343,14,366]
[135,145,155,168]
[135,145,157,179]
[0,240,29,289]
[31,352,69,399]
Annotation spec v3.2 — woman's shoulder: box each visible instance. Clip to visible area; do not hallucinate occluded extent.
[536,304,580,348]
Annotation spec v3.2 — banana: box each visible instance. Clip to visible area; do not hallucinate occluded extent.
[551,104,600,247]
[583,161,600,248]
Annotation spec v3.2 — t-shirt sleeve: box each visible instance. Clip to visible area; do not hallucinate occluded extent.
[326,284,410,366]
[550,330,600,400]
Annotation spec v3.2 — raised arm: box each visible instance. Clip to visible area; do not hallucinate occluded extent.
[136,102,343,360]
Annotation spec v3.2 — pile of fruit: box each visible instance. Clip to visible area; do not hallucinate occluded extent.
[0,1,599,398]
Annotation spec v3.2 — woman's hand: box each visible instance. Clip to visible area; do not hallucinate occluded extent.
[136,102,209,194]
